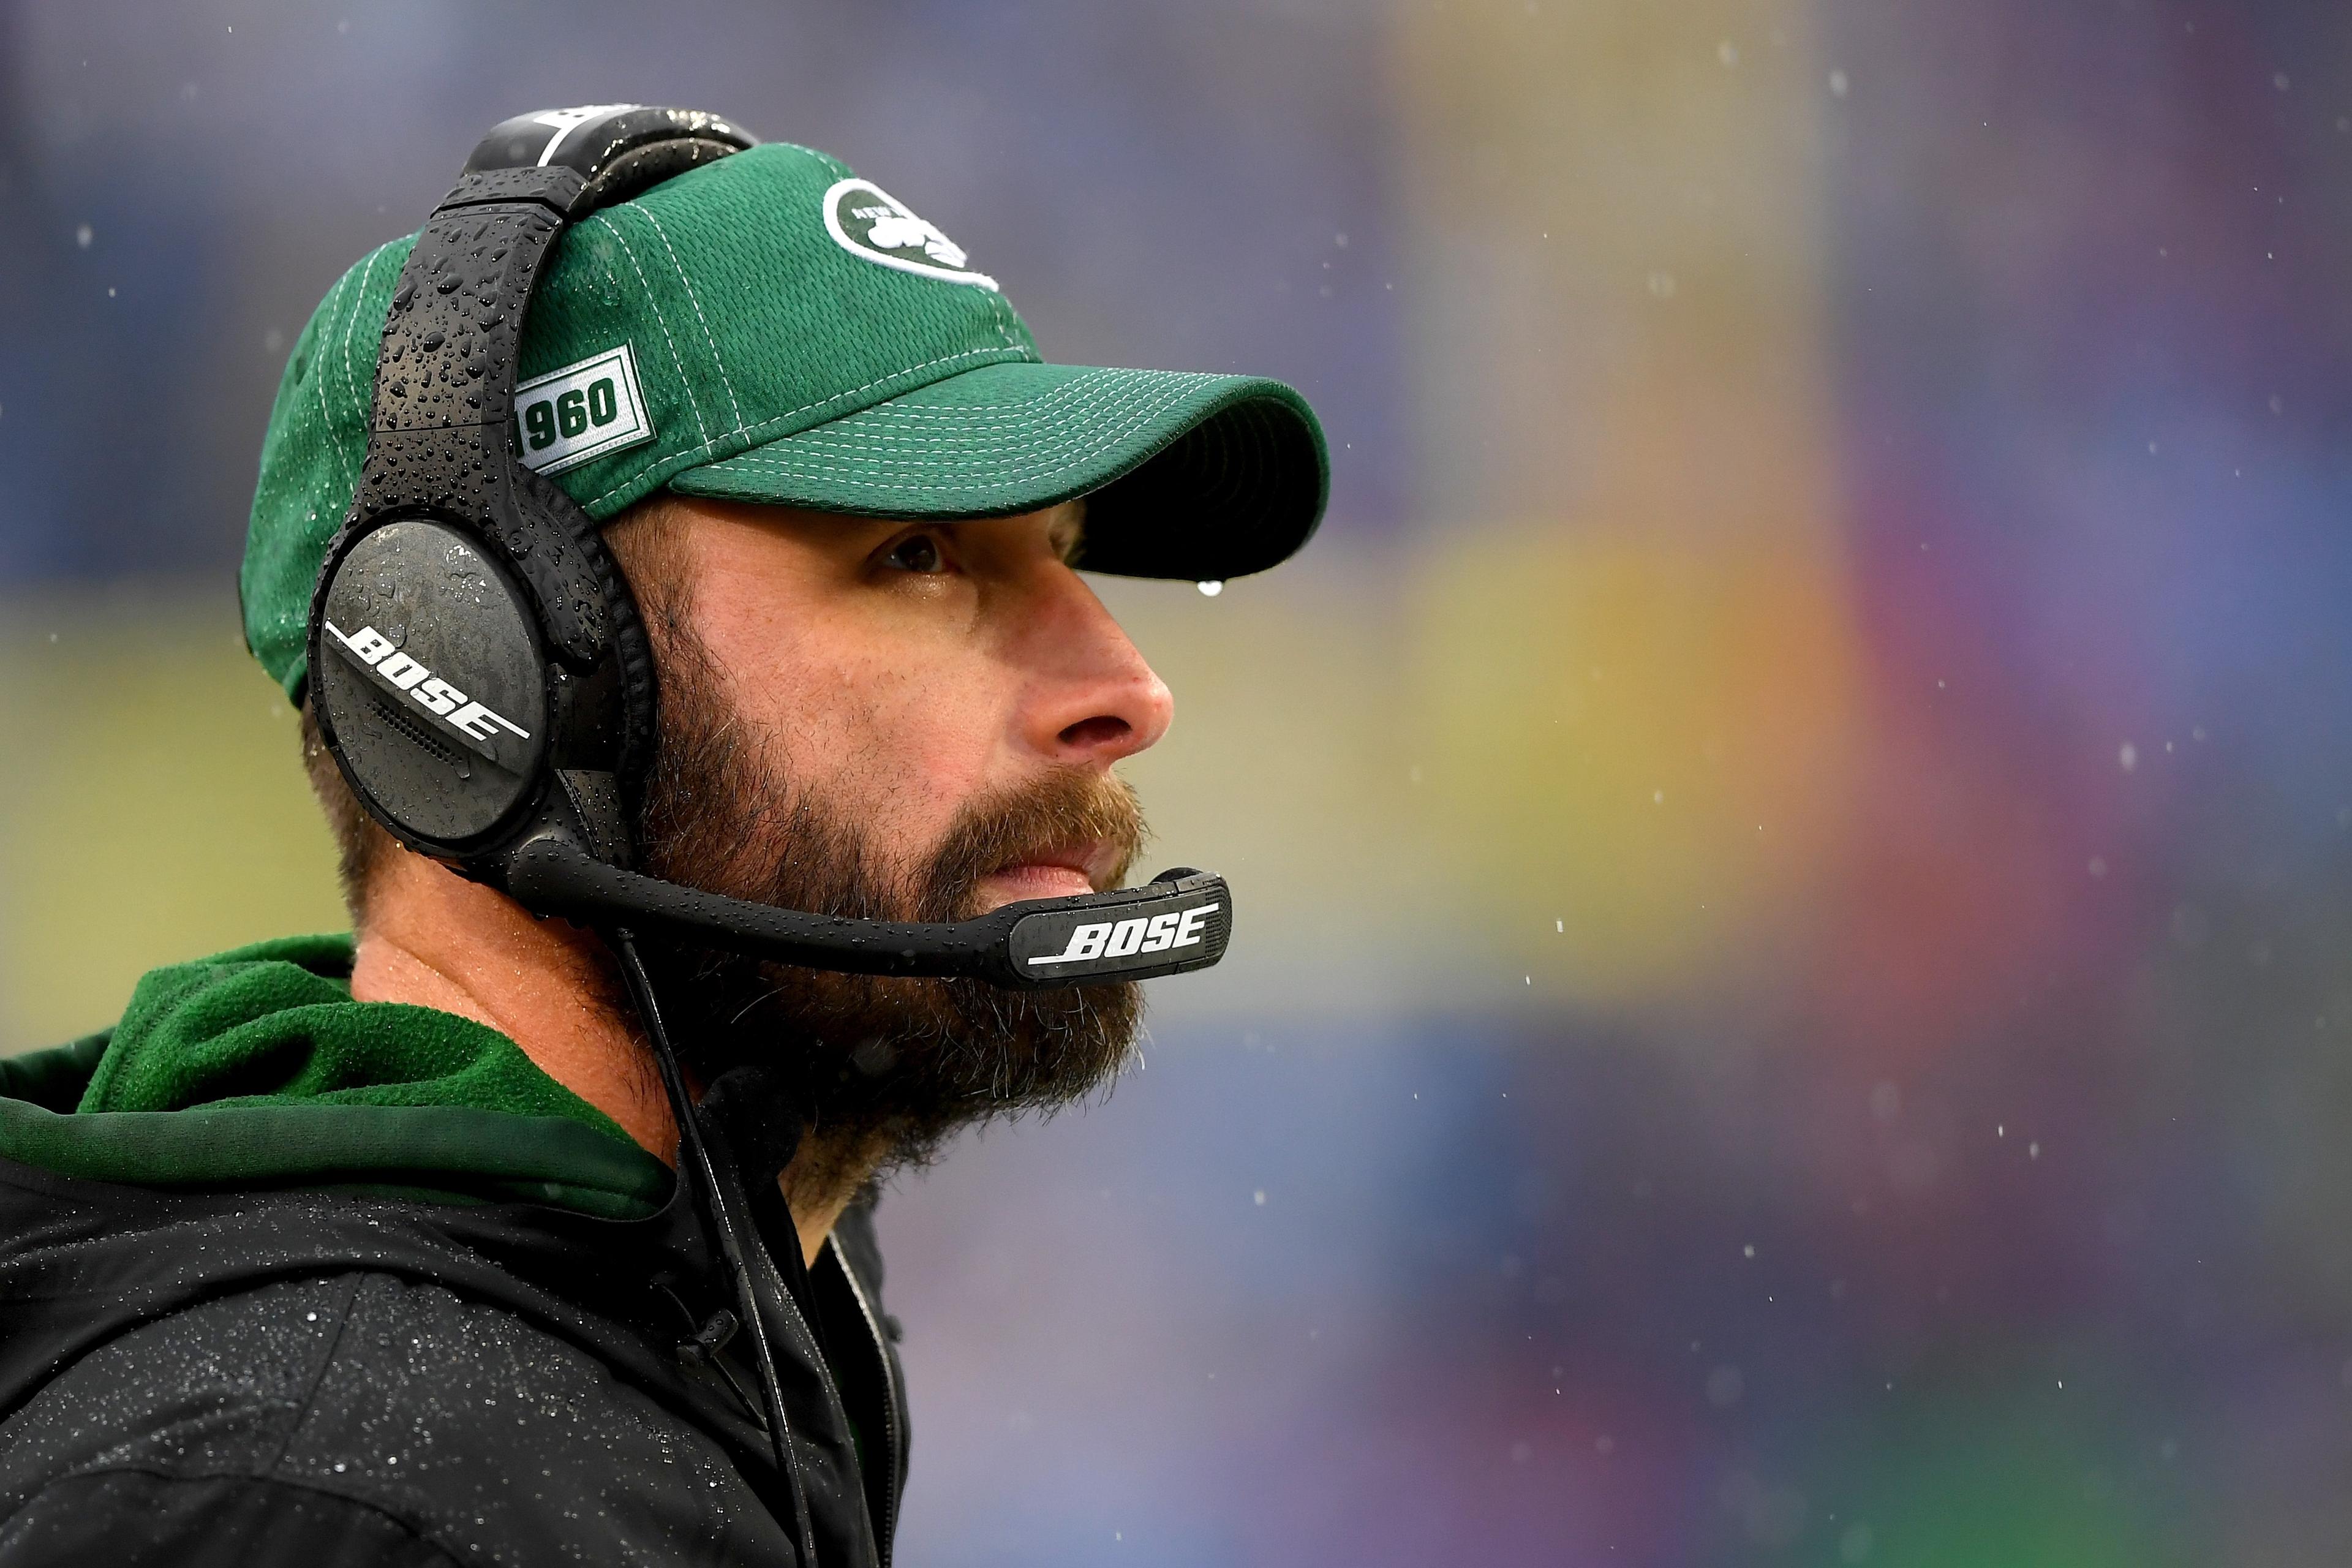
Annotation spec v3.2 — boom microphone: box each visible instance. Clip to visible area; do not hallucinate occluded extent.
[503,835,1232,989]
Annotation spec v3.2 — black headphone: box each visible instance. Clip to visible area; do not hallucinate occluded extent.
[307,107,738,884]
[307,105,1232,990]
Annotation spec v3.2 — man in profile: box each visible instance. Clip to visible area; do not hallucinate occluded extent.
[0,126,1324,1564]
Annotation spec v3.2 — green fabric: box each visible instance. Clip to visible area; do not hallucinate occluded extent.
[0,936,671,1219]
[243,140,1328,703]
[0,1031,110,1112]
[667,358,1322,525]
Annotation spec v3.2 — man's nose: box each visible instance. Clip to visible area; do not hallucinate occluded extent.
[1019,568,1174,768]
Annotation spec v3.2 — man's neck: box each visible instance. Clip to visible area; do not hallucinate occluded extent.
[347,849,861,1265]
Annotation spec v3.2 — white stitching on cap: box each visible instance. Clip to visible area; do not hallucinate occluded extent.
[339,242,391,437]
[804,377,1182,445]
[842,374,1232,434]
[763,421,1189,477]
[733,396,1191,468]
[635,203,745,437]
[581,344,1033,508]
[705,380,1204,489]
[728,377,1201,464]
[842,369,1126,429]
[986,278,1020,351]
[836,374,1226,439]
[312,265,359,491]
[588,212,710,448]
[701,454,1152,494]
[687,390,1194,481]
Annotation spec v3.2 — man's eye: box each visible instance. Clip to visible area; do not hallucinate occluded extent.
[884,533,945,573]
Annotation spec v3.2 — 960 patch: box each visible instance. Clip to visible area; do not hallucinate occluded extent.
[513,344,652,473]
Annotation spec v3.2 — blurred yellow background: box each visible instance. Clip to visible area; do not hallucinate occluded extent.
[0,589,345,1047]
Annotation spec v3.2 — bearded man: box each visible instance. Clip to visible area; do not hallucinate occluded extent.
[0,117,1324,1567]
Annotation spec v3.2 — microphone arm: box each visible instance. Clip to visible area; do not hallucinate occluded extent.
[503,835,1232,990]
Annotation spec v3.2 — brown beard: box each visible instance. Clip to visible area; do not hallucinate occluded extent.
[627,611,1150,1199]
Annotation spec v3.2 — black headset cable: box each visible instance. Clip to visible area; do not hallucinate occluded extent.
[610,927,820,1563]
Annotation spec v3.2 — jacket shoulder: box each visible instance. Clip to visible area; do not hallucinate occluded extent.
[0,1467,458,1568]
[0,1271,799,1567]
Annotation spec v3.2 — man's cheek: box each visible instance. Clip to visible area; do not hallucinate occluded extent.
[871,682,1008,794]
[741,644,1011,861]
[816,716,989,866]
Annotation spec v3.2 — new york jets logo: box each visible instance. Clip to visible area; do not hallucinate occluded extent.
[821,178,998,290]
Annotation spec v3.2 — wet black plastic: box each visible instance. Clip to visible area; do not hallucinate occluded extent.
[306,116,713,869]
[463,107,756,186]
[506,837,1233,989]
[314,519,548,848]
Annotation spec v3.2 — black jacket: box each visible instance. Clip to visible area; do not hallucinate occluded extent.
[0,1155,908,1566]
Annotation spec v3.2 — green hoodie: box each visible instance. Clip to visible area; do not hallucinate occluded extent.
[0,935,671,1219]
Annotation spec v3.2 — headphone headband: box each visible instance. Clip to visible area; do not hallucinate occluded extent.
[307,107,755,875]
[463,107,753,177]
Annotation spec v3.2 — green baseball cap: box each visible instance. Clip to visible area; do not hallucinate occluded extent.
[242,140,1329,702]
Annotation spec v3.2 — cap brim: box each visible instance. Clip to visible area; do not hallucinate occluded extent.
[665,361,1329,581]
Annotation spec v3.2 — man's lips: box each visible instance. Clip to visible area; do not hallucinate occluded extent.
[973,842,1118,910]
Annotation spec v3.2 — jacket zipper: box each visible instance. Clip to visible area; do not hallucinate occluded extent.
[831,1237,903,1568]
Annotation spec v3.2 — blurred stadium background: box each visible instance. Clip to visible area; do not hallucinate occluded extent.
[8,1,2352,1561]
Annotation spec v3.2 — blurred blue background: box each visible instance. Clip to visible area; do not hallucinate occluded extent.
[7,1,2352,1562]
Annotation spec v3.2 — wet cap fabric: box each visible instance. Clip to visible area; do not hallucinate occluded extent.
[242,141,1329,701]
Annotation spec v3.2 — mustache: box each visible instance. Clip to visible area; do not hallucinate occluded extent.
[920,770,1150,921]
